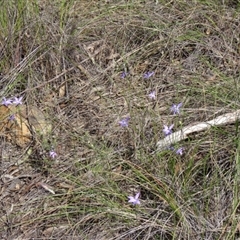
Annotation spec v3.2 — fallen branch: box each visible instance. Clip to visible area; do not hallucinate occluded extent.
[156,109,240,151]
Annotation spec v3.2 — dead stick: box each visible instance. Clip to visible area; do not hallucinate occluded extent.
[156,110,240,151]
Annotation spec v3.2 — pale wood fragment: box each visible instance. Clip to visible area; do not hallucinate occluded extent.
[156,110,240,151]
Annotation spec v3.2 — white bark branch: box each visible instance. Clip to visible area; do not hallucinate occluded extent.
[156,110,240,151]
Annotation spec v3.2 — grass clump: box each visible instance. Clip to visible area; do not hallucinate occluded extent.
[1,0,240,239]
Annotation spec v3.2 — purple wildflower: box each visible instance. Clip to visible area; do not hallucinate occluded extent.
[12,96,23,105]
[128,192,140,205]
[49,150,57,159]
[167,145,175,151]
[143,71,154,79]
[119,117,130,127]
[163,124,174,136]
[120,71,128,78]
[176,147,184,155]
[148,91,156,100]
[9,115,15,121]
[170,103,182,115]
[2,97,12,106]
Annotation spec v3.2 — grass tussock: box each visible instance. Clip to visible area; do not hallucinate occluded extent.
[1,0,240,239]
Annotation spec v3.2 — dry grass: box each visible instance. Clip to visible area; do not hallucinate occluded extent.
[1,0,240,239]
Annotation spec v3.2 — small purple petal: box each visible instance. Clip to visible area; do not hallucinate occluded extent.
[12,96,23,105]
[143,71,154,79]
[2,97,12,106]
[121,71,128,78]
[167,145,175,151]
[9,115,15,121]
[176,147,184,155]
[119,117,130,127]
[148,91,156,100]
[170,102,182,115]
[163,124,174,136]
[128,192,140,205]
[49,150,57,159]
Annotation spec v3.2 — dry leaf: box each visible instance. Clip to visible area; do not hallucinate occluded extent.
[59,83,66,97]
[0,105,52,147]
[0,105,31,147]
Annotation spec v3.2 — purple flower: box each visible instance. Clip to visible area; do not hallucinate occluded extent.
[170,103,182,115]
[119,117,130,127]
[2,97,12,106]
[49,150,57,159]
[163,124,174,136]
[128,192,140,205]
[9,115,15,121]
[12,96,23,105]
[176,147,184,155]
[120,71,128,78]
[167,145,175,151]
[148,91,156,100]
[143,71,154,79]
